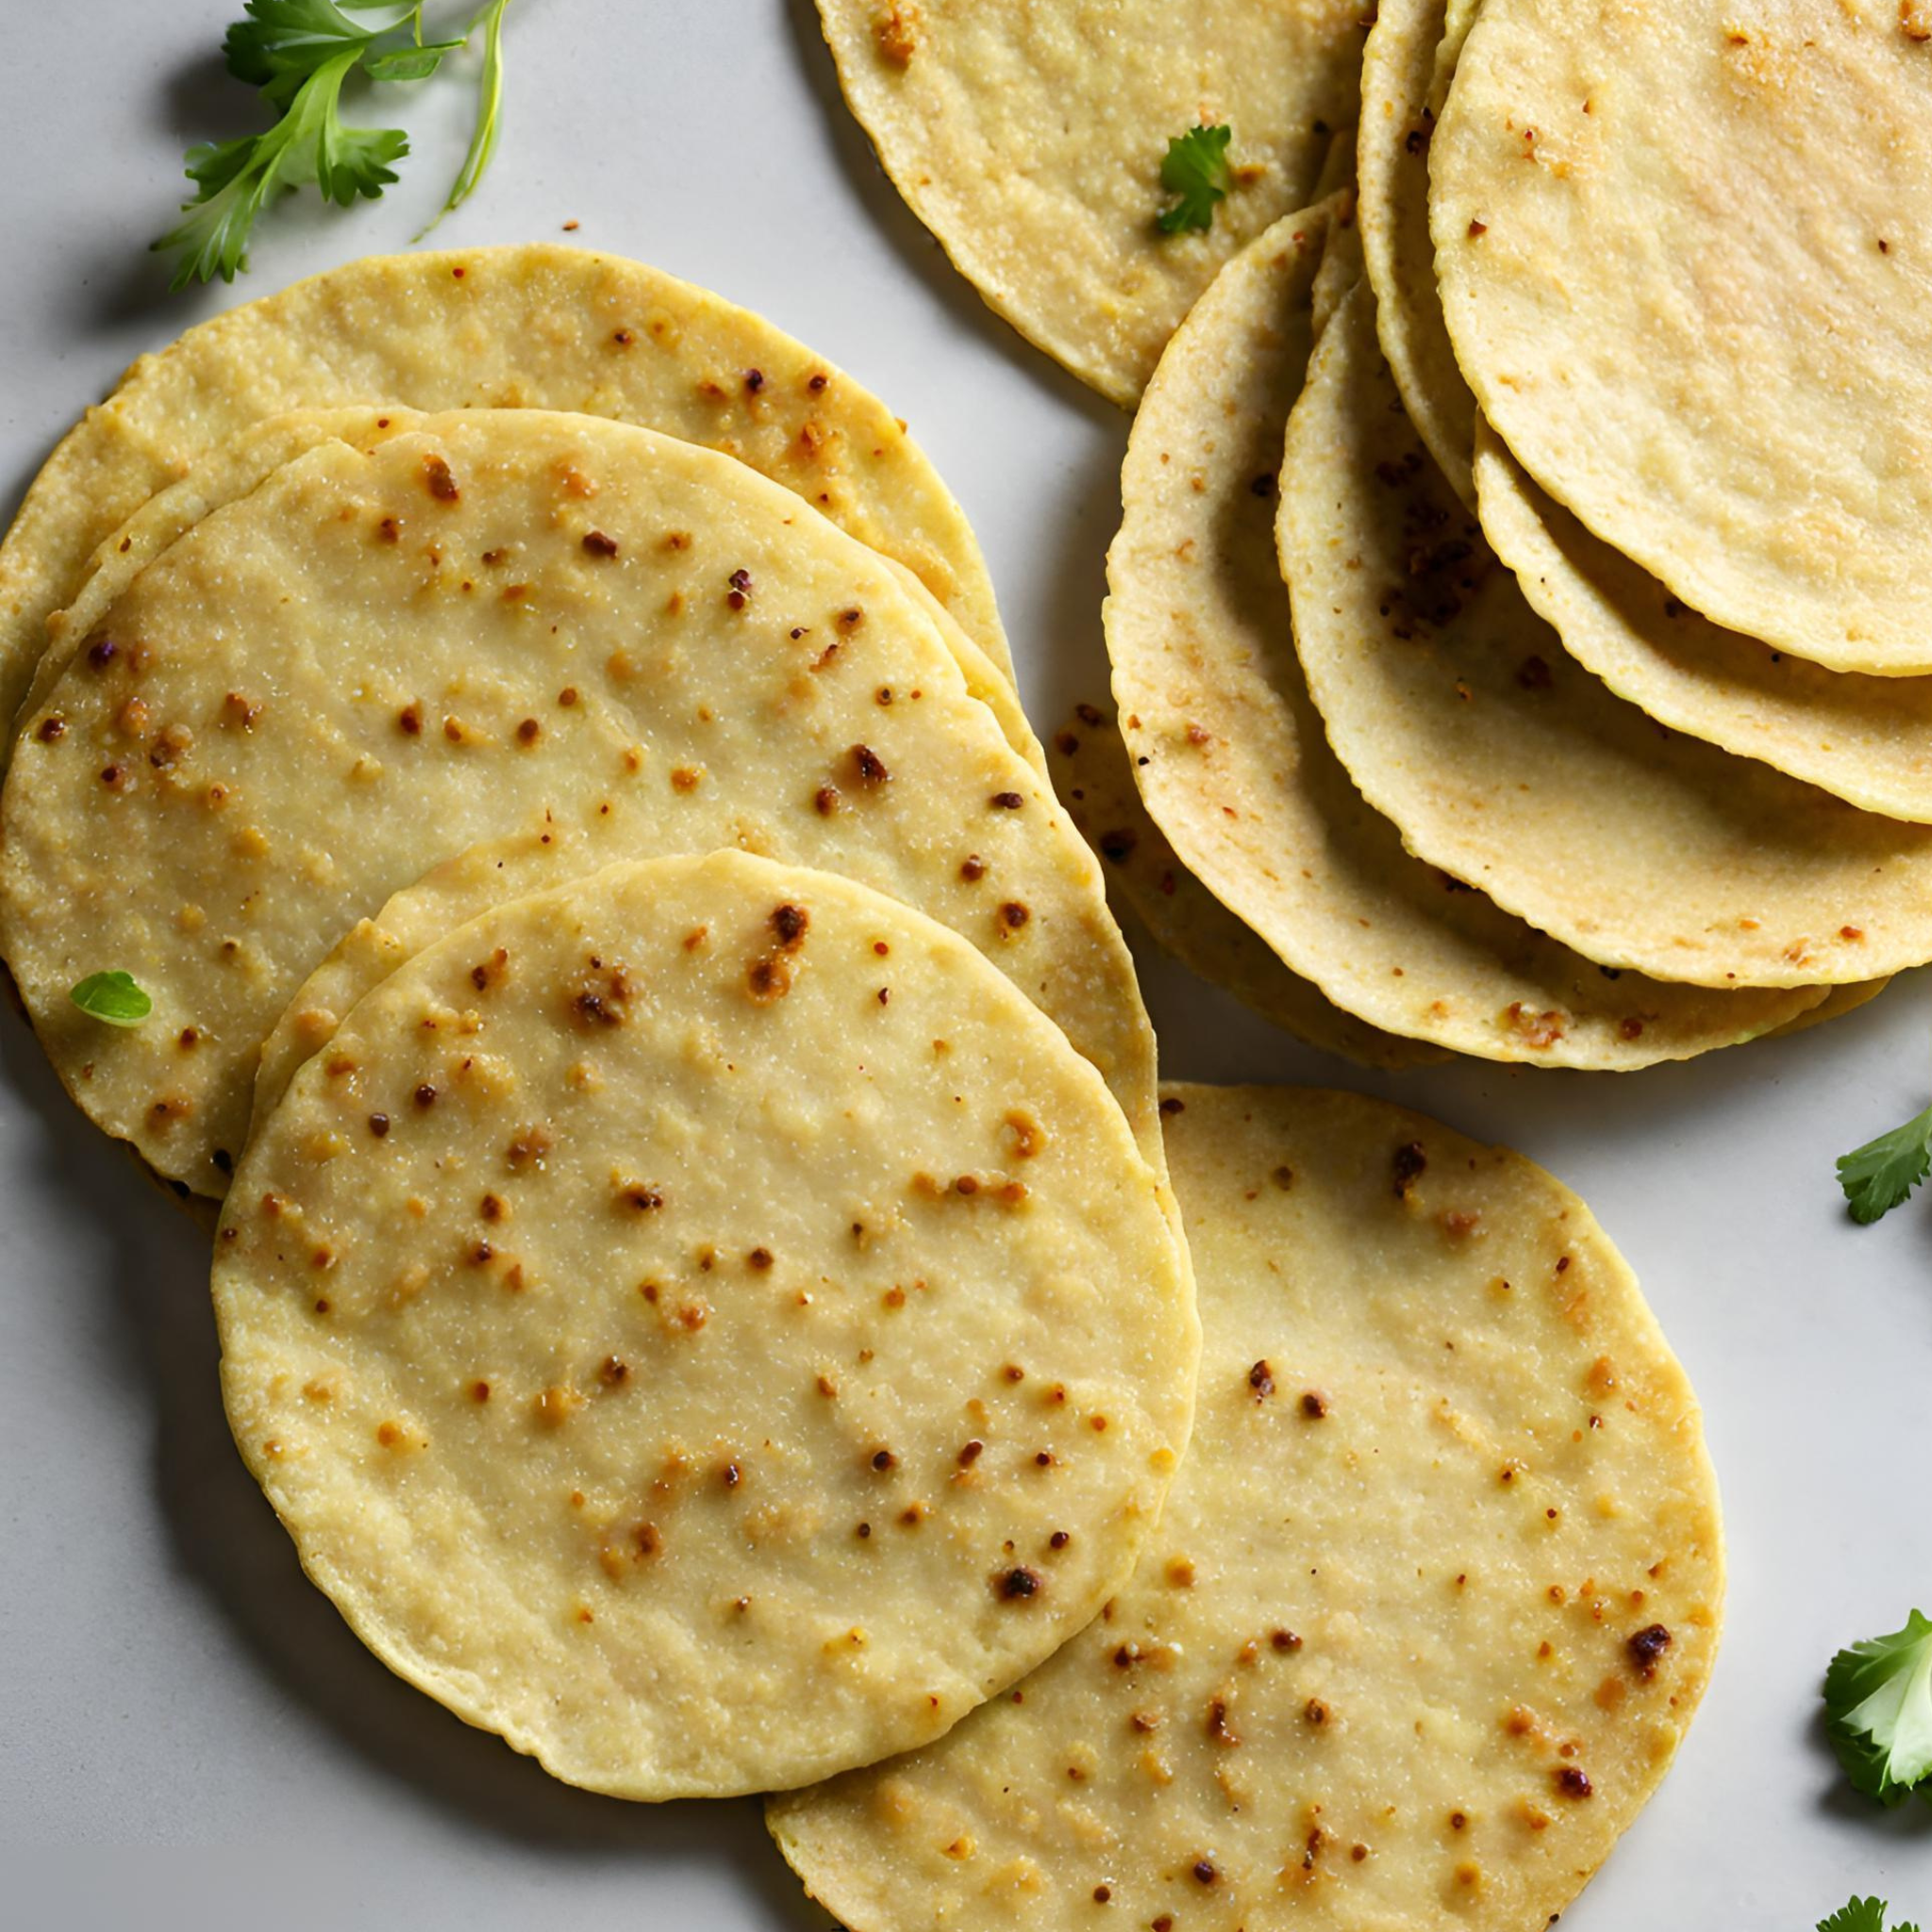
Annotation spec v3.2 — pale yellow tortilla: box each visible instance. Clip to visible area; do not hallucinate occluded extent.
[1281,286,1932,990]
[1432,0,1932,675]
[1,411,1154,1198]
[1473,423,1932,824]
[813,0,1369,406]
[1106,215,1824,1058]
[1047,706,1442,1071]
[19,408,1041,783]
[215,850,1195,1800]
[772,1081,1723,1929]
[1357,0,1479,503]
[0,243,1012,747]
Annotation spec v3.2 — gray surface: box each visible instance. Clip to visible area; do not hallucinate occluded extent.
[0,2,1927,1924]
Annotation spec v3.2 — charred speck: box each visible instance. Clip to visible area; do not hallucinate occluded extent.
[1392,1141,1427,1194]
[1627,1624,1672,1679]
[997,1566,1042,1602]
[990,791,1024,810]
[423,454,459,501]
[771,904,809,950]
[87,639,118,670]
[851,744,890,788]
[1555,1767,1593,1799]
[1249,1360,1275,1398]
[581,530,619,558]
[368,1112,391,1138]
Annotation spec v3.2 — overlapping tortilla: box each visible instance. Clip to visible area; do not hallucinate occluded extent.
[0,244,1012,742]
[1104,213,1824,1059]
[1357,0,1479,502]
[0,412,1154,1197]
[813,0,1368,405]
[1281,287,1932,990]
[1474,426,1932,824]
[1046,707,1441,1071]
[1431,0,1932,675]
[215,851,1195,1800]
[17,407,1041,782]
[772,1082,1723,1929]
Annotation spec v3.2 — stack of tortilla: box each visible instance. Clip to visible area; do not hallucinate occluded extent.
[1059,0,1932,1072]
[0,243,1198,1796]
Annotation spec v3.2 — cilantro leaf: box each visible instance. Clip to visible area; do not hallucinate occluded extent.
[157,1,514,290]
[70,972,153,1028]
[1826,1609,1932,1806]
[1157,124,1235,236]
[1820,1901,1921,1932]
[429,0,512,227]
[1837,1104,1932,1224]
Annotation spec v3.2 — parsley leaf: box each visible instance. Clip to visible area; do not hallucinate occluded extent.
[157,1,513,291]
[1826,1609,1932,1806]
[1837,1105,1932,1224]
[1820,1901,1921,1932]
[70,972,153,1028]
[1157,124,1235,236]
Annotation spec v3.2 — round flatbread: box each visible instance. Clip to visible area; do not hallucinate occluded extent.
[1046,706,1442,1071]
[1357,0,1480,502]
[1281,286,1932,990]
[214,850,1196,1801]
[1106,216,1824,1058]
[813,0,1369,406]
[18,408,1041,783]
[0,243,1012,744]
[1,411,1154,1198]
[1474,424,1932,824]
[772,1082,1723,1929]
[1431,0,1932,675]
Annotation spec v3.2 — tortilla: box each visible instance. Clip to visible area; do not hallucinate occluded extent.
[214,850,1196,1800]
[1431,0,1932,675]
[1046,707,1442,1071]
[1472,425,1932,824]
[0,244,1012,747]
[772,1082,1723,1929]
[1281,286,1932,991]
[812,1,1369,407]
[1104,215,1824,1060]
[0,411,1155,1198]
[1357,0,1479,503]
[18,407,1041,782]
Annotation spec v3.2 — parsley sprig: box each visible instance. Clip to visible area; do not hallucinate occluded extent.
[1825,1609,1932,1807]
[1156,124,1235,236]
[1837,1104,1932,1224]
[157,1,514,291]
[1821,1901,1922,1932]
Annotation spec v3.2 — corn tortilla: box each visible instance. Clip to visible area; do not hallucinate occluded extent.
[1431,0,1932,675]
[0,244,1013,743]
[215,850,1195,1800]
[813,0,1368,407]
[772,1082,1723,1929]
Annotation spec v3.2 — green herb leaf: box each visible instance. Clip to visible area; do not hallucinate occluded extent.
[1157,124,1234,236]
[70,972,153,1028]
[1837,1105,1932,1224]
[1825,1609,1932,1806]
[158,1,514,290]
[422,0,512,231]
[1820,1900,1921,1932]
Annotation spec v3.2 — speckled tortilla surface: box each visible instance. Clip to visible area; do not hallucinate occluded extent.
[0,410,1153,1197]
[1104,212,1823,1059]
[771,1082,1723,1928]
[1431,0,1932,674]
[213,851,1195,1801]
[0,243,1012,735]
[813,0,1368,406]
[1280,287,1932,990]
